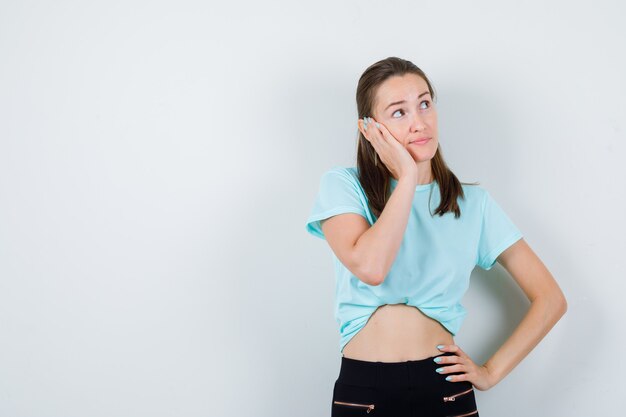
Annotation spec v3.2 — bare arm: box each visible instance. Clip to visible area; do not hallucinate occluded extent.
[436,238,568,390]
[481,238,568,385]
[321,176,416,285]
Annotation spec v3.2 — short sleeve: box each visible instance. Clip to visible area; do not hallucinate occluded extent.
[476,189,523,270]
[305,168,370,240]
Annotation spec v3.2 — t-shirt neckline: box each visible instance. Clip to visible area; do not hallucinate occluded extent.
[390,177,437,192]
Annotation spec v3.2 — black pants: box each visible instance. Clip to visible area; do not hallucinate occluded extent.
[331,351,479,417]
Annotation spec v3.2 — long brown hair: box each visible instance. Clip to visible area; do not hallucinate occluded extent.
[355,57,478,219]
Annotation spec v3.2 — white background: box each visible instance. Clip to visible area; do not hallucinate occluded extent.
[1,1,624,416]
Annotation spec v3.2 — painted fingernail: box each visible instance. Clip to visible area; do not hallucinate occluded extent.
[375,122,380,128]
[436,368,443,373]
[446,376,452,381]
[437,345,445,349]
[434,357,442,363]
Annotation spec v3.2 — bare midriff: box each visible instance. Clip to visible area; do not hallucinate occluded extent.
[341,303,455,362]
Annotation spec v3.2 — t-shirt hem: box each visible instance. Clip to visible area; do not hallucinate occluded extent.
[479,231,523,270]
[306,207,369,239]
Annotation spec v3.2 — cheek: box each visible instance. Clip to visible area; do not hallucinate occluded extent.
[386,127,404,141]
[389,122,410,139]
[429,137,439,150]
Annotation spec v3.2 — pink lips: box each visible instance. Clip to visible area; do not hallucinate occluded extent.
[410,138,431,145]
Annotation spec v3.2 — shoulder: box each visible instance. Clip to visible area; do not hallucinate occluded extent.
[323,165,358,179]
[460,183,489,205]
[320,165,361,187]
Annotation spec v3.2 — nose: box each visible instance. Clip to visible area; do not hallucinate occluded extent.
[410,113,426,132]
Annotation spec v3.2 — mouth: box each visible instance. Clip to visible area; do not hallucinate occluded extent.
[409,137,431,145]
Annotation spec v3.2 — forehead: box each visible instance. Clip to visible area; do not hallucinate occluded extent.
[375,73,429,108]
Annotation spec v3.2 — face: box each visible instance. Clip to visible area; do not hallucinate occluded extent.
[372,73,438,163]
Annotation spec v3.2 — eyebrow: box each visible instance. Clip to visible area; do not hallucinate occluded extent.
[384,91,431,111]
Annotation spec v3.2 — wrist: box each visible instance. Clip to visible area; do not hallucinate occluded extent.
[482,363,502,389]
[397,175,417,188]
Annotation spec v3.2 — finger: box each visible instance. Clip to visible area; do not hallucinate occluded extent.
[366,117,384,142]
[370,118,385,136]
[366,119,392,163]
[360,118,379,144]
[371,119,400,145]
[367,118,386,142]
[435,364,465,375]
[358,118,370,140]
[444,373,469,383]
[434,354,463,365]
[363,117,386,155]
[446,344,469,359]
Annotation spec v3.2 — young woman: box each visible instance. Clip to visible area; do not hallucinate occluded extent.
[305,57,567,417]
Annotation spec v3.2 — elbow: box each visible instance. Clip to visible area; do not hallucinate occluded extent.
[533,288,567,321]
[548,290,568,320]
[557,292,568,317]
[369,274,385,286]
[369,266,390,286]
[350,249,388,286]
[553,284,568,317]
[356,264,386,286]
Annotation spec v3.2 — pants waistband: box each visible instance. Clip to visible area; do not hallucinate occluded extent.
[337,351,457,388]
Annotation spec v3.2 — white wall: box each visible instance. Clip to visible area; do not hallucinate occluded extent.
[0,1,623,416]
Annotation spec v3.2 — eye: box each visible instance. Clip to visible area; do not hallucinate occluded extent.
[391,100,431,118]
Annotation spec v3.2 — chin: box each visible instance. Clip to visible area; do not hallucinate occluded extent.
[410,149,437,162]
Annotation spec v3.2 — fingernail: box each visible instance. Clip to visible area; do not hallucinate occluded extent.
[437,345,444,350]
[434,357,442,363]
[446,376,452,381]
[436,368,443,373]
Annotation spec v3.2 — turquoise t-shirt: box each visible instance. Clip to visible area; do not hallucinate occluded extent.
[305,166,523,354]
